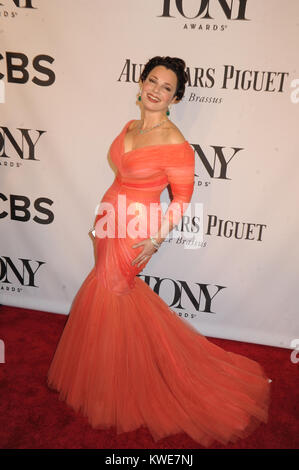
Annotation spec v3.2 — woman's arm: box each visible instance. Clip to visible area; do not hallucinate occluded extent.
[153,144,195,244]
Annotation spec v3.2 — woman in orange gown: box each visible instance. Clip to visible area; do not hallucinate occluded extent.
[47,56,271,447]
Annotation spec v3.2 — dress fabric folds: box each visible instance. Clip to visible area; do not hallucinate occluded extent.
[47,120,271,447]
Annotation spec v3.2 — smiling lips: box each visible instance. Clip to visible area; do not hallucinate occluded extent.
[147,93,160,103]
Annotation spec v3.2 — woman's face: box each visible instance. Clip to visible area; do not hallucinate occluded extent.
[140,65,178,114]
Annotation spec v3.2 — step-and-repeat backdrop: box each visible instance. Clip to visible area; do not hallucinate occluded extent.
[1,0,298,349]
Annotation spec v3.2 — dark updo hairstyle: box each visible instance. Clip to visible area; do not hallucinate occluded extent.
[140,56,188,102]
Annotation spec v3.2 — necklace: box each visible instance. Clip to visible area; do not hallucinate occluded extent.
[138,118,168,135]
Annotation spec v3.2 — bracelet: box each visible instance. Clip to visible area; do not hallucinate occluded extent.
[150,236,161,250]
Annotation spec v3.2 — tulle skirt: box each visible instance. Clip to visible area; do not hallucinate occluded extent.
[47,262,271,447]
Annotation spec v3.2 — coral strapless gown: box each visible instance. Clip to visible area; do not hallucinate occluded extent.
[47,120,271,447]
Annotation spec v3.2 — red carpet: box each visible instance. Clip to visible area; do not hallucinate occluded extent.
[0,304,298,449]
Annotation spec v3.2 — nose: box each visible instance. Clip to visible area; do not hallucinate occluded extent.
[152,82,160,94]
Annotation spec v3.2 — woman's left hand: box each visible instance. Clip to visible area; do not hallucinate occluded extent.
[131,238,158,267]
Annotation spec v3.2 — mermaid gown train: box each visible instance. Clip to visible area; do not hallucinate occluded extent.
[47,120,271,447]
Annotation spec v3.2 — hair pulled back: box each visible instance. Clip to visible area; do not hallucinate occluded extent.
[140,56,188,101]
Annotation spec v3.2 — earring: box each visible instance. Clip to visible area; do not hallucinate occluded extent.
[166,105,171,116]
[138,94,141,101]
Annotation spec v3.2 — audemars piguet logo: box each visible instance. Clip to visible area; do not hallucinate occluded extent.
[118,60,289,95]
[206,215,266,241]
[163,212,266,244]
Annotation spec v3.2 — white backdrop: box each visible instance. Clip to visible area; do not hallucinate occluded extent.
[1,0,298,349]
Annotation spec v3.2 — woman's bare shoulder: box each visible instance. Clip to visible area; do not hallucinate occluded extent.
[128,119,140,132]
[164,121,186,144]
